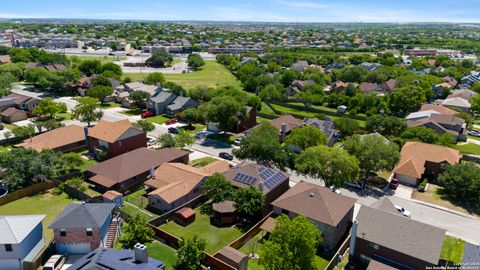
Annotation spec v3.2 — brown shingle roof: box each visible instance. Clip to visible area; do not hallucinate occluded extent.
[88,147,189,188]
[260,217,277,233]
[16,125,85,152]
[367,260,398,270]
[419,104,456,116]
[103,190,122,200]
[201,160,231,174]
[394,142,461,179]
[215,246,247,264]
[270,114,301,134]
[356,205,445,265]
[175,207,195,219]
[212,200,236,213]
[0,55,11,64]
[88,119,140,143]
[272,181,356,226]
[1,107,25,117]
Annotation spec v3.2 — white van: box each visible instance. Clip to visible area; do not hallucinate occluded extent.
[43,255,66,270]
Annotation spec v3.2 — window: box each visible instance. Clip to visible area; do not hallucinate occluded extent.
[5,244,12,252]
[86,228,93,236]
[368,243,379,250]
[60,229,67,237]
[360,254,371,263]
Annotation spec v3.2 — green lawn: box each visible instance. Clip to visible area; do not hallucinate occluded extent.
[315,255,331,270]
[0,189,77,241]
[144,115,170,125]
[146,241,178,270]
[70,55,122,64]
[441,235,464,263]
[189,156,218,168]
[451,143,480,155]
[159,206,243,253]
[100,102,122,109]
[180,124,206,133]
[206,133,235,144]
[125,189,149,208]
[120,204,153,220]
[121,107,145,116]
[239,231,265,270]
[124,60,241,90]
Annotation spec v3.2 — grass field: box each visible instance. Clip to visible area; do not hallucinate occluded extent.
[0,189,76,241]
[451,143,480,155]
[124,60,241,90]
[100,102,122,109]
[189,156,218,168]
[70,55,122,64]
[146,241,178,270]
[441,235,464,263]
[159,206,243,253]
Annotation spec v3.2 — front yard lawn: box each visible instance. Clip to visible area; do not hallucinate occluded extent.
[451,143,480,155]
[441,235,464,263]
[121,107,145,116]
[159,206,243,253]
[0,189,77,242]
[180,124,206,133]
[206,133,235,145]
[100,102,122,109]
[145,115,170,125]
[189,156,218,168]
[146,241,178,270]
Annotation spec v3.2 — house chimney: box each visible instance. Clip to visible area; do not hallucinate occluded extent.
[258,181,264,192]
[134,243,148,263]
[179,90,184,97]
[280,123,287,141]
[84,126,89,146]
[149,165,155,179]
[349,220,358,257]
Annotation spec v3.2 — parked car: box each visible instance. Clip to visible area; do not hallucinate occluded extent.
[0,123,4,130]
[219,152,234,160]
[468,130,480,137]
[141,111,154,118]
[330,186,341,194]
[233,137,244,146]
[43,255,66,270]
[389,178,399,190]
[147,137,156,146]
[168,127,180,134]
[195,131,215,139]
[165,119,177,125]
[0,182,8,198]
[345,181,364,190]
[394,205,411,218]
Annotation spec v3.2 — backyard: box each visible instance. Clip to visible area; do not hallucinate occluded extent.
[121,188,157,220]
[451,143,480,155]
[0,189,77,241]
[441,235,465,264]
[146,241,178,270]
[159,206,243,253]
[124,60,241,90]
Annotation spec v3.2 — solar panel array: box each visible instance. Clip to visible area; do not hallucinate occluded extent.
[264,171,286,190]
[259,167,275,180]
[233,172,257,185]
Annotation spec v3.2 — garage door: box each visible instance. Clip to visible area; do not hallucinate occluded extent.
[396,174,418,186]
[0,259,21,270]
[58,243,91,255]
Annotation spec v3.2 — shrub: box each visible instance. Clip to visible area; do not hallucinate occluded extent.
[418,178,428,192]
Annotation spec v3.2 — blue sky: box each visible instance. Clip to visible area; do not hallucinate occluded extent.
[0,0,479,23]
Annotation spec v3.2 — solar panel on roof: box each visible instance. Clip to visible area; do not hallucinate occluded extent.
[233,172,257,185]
[263,172,286,190]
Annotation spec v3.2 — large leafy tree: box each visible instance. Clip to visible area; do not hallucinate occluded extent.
[119,215,155,249]
[100,62,122,76]
[233,122,288,169]
[88,85,113,104]
[78,59,102,76]
[72,97,102,127]
[144,72,165,85]
[334,118,360,137]
[129,90,151,108]
[366,115,406,136]
[295,145,360,187]
[401,126,439,144]
[157,134,176,148]
[145,51,173,68]
[32,97,63,119]
[233,186,265,218]
[0,72,15,97]
[439,162,480,208]
[175,130,195,149]
[175,235,207,270]
[259,215,322,270]
[285,125,327,151]
[343,134,400,185]
[134,120,155,132]
[187,53,205,70]
[203,173,235,203]
[389,86,427,116]
[201,95,247,132]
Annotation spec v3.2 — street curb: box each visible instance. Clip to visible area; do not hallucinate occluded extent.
[409,198,479,220]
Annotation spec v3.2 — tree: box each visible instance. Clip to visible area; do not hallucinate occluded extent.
[78,59,102,76]
[401,126,439,144]
[175,130,195,149]
[437,133,455,147]
[72,97,102,127]
[119,215,155,249]
[470,94,480,112]
[259,215,322,270]
[134,120,155,132]
[88,85,113,104]
[203,173,234,203]
[157,133,176,148]
[201,95,247,132]
[233,186,265,218]
[0,72,15,97]
[343,134,400,186]
[284,125,327,151]
[91,75,112,87]
[189,86,214,103]
[295,145,360,187]
[334,118,360,137]
[62,152,84,172]
[145,51,173,68]
[259,83,285,101]
[234,122,288,169]
[390,86,427,115]
[366,115,406,136]
[32,97,63,119]
[187,53,205,70]
[25,67,49,85]
[182,108,200,128]
[439,162,480,208]
[100,62,122,76]
[129,90,151,108]
[175,235,207,270]
[11,125,35,140]
[144,72,165,85]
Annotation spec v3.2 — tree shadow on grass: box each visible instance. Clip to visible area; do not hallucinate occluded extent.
[436,188,480,216]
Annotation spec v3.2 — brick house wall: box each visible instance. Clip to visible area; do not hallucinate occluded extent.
[264,179,290,212]
[53,228,101,251]
[88,132,147,158]
[232,107,257,133]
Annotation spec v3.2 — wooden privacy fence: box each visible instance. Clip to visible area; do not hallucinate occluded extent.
[228,213,272,249]
[325,234,351,270]
[0,180,56,206]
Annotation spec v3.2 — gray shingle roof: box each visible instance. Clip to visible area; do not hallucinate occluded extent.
[167,96,193,111]
[356,205,445,265]
[0,215,46,244]
[151,92,176,103]
[49,203,115,229]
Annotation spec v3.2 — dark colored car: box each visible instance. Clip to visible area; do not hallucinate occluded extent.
[389,178,399,190]
[0,123,3,130]
[165,119,177,125]
[141,111,154,118]
[168,127,180,134]
[219,152,234,160]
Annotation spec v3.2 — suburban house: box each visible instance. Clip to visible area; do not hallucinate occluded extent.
[287,79,316,96]
[76,75,94,96]
[332,81,349,92]
[442,76,458,88]
[67,244,165,270]
[419,104,457,116]
[271,181,356,250]
[0,93,40,123]
[405,111,467,141]
[87,147,190,192]
[223,163,290,210]
[87,119,147,158]
[381,79,397,92]
[145,160,230,212]
[49,203,117,255]
[460,70,480,87]
[1,107,28,123]
[165,96,199,116]
[270,114,301,137]
[440,89,476,112]
[393,142,461,186]
[146,91,178,115]
[302,117,338,146]
[0,215,46,270]
[208,106,257,133]
[350,204,446,269]
[117,82,162,108]
[0,55,11,64]
[15,125,86,152]
[359,82,384,95]
[290,60,309,72]
[359,62,381,71]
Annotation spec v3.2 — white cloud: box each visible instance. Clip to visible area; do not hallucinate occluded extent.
[274,0,330,9]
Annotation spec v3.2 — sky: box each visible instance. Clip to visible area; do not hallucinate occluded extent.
[1,0,480,23]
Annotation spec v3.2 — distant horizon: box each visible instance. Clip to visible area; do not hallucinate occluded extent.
[1,0,480,23]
